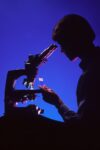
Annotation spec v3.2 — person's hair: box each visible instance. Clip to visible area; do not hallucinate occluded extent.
[52,14,95,44]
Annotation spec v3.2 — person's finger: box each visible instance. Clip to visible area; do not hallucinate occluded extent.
[38,85,47,89]
[39,85,50,91]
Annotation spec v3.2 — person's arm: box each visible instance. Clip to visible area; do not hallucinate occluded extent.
[57,103,79,122]
[39,85,79,122]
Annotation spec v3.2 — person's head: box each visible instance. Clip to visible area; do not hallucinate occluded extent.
[52,14,95,60]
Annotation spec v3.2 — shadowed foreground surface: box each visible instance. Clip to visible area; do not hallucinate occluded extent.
[0,109,100,150]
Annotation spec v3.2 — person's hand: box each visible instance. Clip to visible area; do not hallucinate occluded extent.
[39,85,63,108]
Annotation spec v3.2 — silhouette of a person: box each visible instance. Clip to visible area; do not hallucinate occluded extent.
[40,14,100,127]
[1,14,100,149]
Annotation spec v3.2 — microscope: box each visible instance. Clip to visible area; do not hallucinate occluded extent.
[4,44,57,116]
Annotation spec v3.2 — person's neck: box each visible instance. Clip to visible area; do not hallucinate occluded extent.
[79,43,95,60]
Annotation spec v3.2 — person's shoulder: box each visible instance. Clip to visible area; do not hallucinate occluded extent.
[94,46,100,59]
[90,46,100,69]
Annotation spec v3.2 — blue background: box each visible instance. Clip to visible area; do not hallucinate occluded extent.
[0,0,100,122]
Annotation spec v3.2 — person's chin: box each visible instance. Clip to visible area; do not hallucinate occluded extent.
[68,55,78,61]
